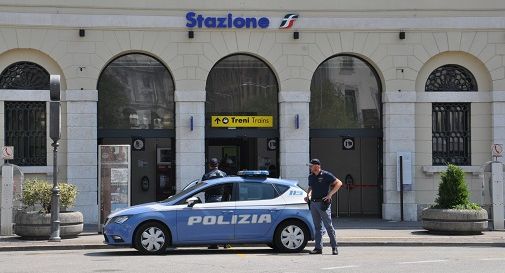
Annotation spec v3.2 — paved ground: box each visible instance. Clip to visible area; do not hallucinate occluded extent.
[1,218,504,251]
[2,246,504,273]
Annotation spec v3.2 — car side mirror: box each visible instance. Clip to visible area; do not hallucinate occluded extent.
[186,196,200,207]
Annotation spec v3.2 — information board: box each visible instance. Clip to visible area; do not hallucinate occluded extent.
[98,145,130,230]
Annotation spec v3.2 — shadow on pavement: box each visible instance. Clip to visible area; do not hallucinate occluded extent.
[85,248,312,257]
[410,231,433,236]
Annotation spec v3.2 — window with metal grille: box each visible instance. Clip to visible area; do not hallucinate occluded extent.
[4,102,47,166]
[432,103,470,166]
[425,64,477,92]
[0,61,50,90]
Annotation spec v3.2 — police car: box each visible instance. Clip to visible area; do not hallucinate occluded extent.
[103,170,314,255]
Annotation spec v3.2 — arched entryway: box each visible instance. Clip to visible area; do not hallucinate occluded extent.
[97,53,176,208]
[205,54,279,176]
[310,54,382,217]
[1,61,50,166]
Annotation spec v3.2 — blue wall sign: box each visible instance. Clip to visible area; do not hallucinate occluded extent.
[186,11,270,29]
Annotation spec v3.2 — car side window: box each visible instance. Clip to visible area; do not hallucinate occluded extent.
[273,184,290,195]
[189,183,234,204]
[238,182,277,201]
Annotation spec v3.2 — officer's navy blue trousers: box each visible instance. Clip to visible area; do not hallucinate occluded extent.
[310,201,338,250]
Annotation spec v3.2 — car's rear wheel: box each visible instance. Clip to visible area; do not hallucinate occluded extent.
[273,220,308,253]
[134,222,170,255]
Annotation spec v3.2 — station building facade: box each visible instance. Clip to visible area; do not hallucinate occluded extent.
[1,1,505,225]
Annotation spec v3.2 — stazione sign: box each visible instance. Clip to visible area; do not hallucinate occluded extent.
[186,11,270,29]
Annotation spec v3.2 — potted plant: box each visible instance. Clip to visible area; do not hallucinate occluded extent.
[421,164,488,234]
[13,178,83,238]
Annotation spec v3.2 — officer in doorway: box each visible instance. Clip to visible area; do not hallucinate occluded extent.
[304,158,343,255]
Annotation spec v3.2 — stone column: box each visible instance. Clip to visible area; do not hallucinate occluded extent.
[65,90,98,225]
[0,101,5,233]
[382,91,417,221]
[279,91,310,188]
[0,165,13,235]
[492,90,505,227]
[175,90,206,192]
[0,102,3,149]
[491,162,504,230]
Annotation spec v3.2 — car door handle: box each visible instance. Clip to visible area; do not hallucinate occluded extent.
[270,209,280,212]
[221,210,234,213]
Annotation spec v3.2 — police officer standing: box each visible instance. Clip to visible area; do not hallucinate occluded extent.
[201,158,230,249]
[304,159,342,255]
[202,158,227,181]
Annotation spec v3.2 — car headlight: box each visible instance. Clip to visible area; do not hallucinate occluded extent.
[112,215,130,224]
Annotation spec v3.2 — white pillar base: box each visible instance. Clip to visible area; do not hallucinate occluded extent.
[491,162,504,230]
[1,165,14,235]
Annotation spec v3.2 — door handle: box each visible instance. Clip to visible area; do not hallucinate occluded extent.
[269,209,280,212]
[221,210,234,213]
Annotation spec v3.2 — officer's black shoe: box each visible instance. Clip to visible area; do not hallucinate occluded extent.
[208,245,219,249]
[332,248,338,255]
[309,248,323,254]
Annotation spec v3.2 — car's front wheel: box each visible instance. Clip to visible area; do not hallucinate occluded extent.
[134,222,170,255]
[273,220,308,253]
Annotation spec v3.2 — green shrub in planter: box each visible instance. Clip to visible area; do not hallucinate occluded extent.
[433,164,481,210]
[21,178,78,213]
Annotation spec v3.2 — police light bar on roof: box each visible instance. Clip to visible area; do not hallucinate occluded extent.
[237,170,269,177]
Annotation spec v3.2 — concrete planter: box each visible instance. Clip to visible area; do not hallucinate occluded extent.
[421,208,488,235]
[14,211,83,239]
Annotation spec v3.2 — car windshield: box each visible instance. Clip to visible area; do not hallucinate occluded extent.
[160,182,207,202]
[182,179,200,191]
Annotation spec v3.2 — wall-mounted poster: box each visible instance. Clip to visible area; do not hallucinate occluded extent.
[98,145,130,232]
[110,168,129,204]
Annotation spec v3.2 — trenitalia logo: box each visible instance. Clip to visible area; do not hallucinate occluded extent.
[279,14,299,29]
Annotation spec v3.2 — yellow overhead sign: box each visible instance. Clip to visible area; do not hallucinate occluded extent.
[211,115,273,128]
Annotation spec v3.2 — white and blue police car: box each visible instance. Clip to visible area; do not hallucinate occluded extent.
[103,170,314,255]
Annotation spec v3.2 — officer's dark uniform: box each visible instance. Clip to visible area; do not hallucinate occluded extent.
[201,164,227,203]
[201,160,231,249]
[309,169,338,253]
[201,168,227,181]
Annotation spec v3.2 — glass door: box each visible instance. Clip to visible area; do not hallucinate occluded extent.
[310,137,380,216]
[206,137,278,176]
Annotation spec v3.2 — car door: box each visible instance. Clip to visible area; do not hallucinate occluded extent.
[234,181,284,240]
[176,183,235,242]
